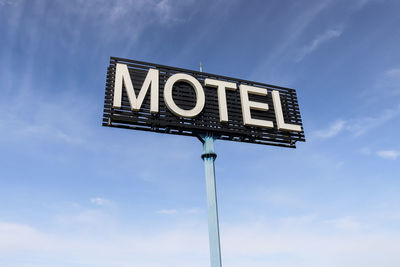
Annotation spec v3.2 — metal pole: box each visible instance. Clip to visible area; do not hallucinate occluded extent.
[200,134,222,267]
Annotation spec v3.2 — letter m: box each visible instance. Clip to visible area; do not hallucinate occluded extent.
[113,63,159,113]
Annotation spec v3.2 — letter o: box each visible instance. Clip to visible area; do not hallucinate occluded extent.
[164,73,205,118]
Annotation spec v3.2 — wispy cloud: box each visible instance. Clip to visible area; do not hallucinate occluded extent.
[254,187,300,207]
[359,147,372,155]
[155,0,189,24]
[280,214,318,226]
[184,208,203,214]
[385,68,400,77]
[90,197,112,206]
[156,208,203,215]
[0,90,91,147]
[324,216,361,230]
[250,0,333,80]
[0,222,55,253]
[360,147,399,160]
[54,209,117,231]
[375,67,400,95]
[0,220,209,266]
[376,150,400,160]
[297,28,343,62]
[314,104,400,139]
[354,0,385,10]
[0,0,22,6]
[313,120,346,138]
[156,209,178,215]
[347,105,400,136]
[2,210,400,267]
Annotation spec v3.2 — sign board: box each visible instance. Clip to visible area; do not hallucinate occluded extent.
[103,57,305,148]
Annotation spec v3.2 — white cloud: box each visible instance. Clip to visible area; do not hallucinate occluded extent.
[250,0,334,80]
[155,0,173,22]
[154,0,195,25]
[90,197,111,206]
[222,220,399,267]
[0,87,91,148]
[360,66,400,102]
[359,147,372,155]
[385,68,400,77]
[252,187,299,208]
[353,0,378,9]
[2,215,400,267]
[0,220,209,267]
[313,120,346,138]
[297,28,343,62]
[54,209,116,231]
[0,222,53,252]
[315,104,400,140]
[155,208,203,215]
[184,208,203,214]
[280,214,318,226]
[378,67,400,95]
[324,216,361,230]
[347,105,400,136]
[359,148,399,160]
[0,0,20,6]
[376,150,400,160]
[156,209,178,215]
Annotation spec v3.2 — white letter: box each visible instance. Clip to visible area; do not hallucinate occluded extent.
[164,73,205,118]
[113,63,159,113]
[239,85,273,128]
[272,90,302,132]
[204,78,237,122]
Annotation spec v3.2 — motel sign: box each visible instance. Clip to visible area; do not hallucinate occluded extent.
[102,56,305,267]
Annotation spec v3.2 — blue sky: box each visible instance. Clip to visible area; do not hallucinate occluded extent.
[0,0,400,266]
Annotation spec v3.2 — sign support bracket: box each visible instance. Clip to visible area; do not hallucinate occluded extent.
[199,133,222,267]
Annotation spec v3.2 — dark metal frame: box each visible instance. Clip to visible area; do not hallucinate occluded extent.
[103,57,305,148]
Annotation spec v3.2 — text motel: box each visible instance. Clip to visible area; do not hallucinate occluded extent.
[113,63,301,132]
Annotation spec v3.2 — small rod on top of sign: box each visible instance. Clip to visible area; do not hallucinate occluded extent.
[199,62,222,267]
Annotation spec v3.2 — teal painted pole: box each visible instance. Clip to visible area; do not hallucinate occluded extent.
[200,134,222,267]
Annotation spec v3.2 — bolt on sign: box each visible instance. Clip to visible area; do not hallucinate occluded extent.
[103,57,305,147]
